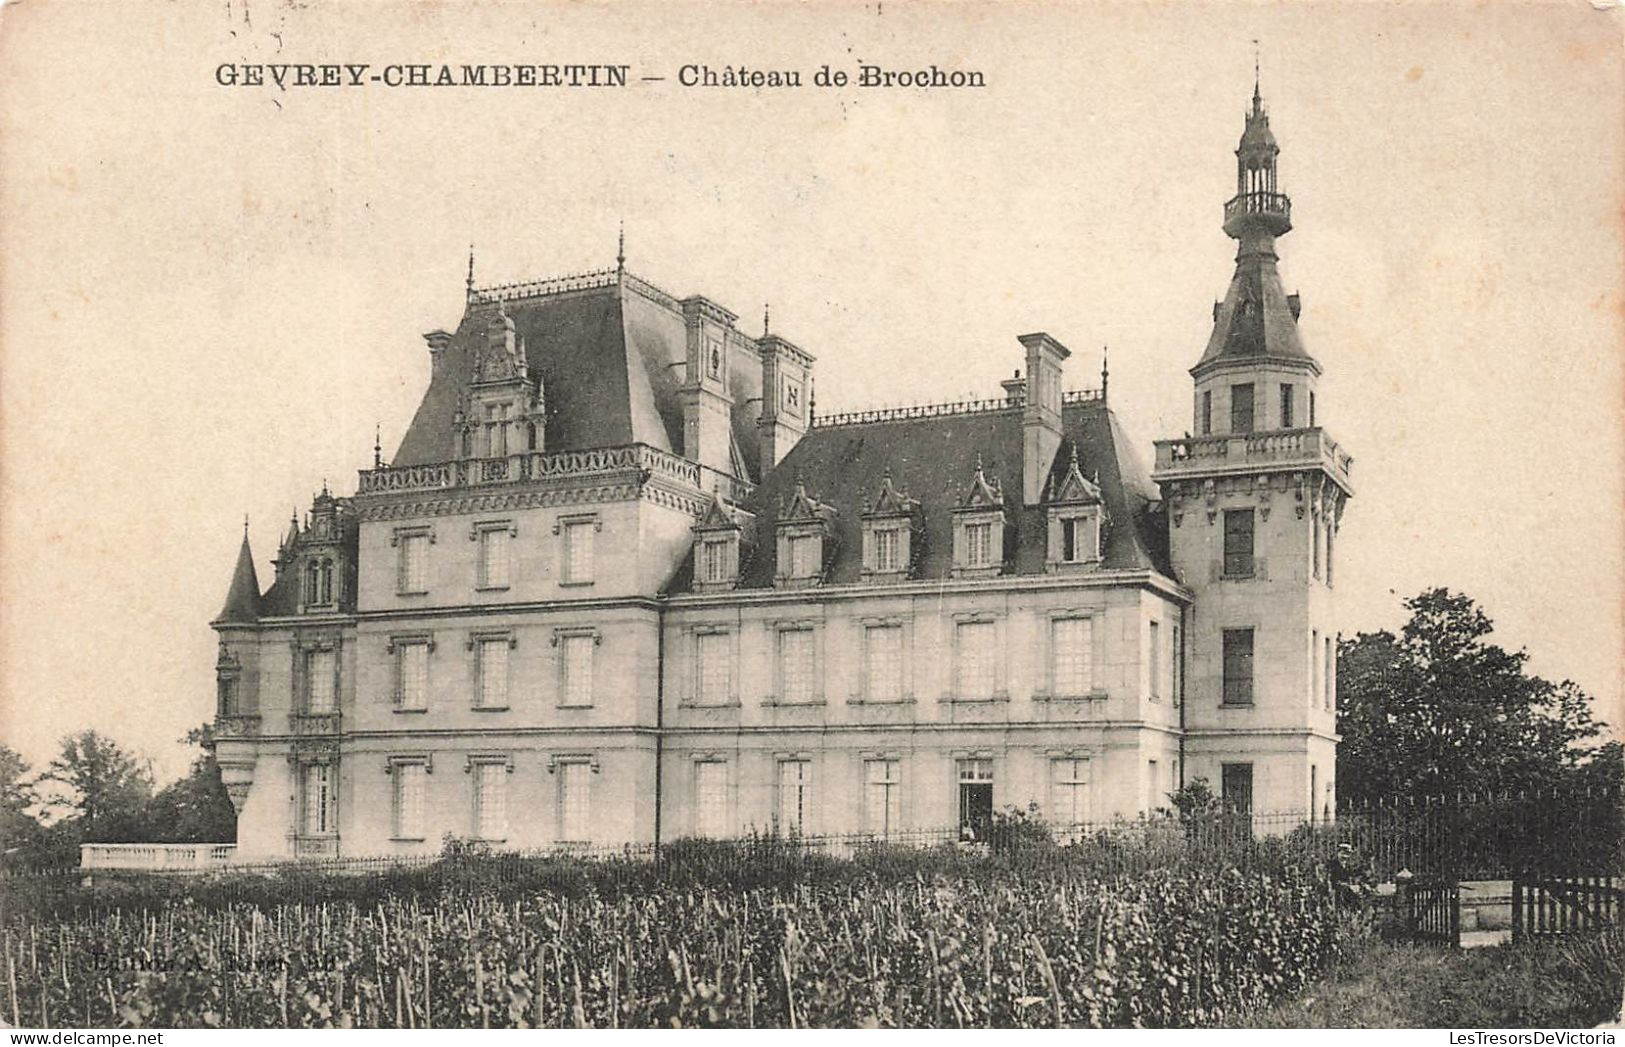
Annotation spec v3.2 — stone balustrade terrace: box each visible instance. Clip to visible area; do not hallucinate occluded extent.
[1152,427,1353,490]
[80,843,236,871]
[357,443,755,502]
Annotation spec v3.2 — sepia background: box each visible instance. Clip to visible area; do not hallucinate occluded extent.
[0,0,1620,781]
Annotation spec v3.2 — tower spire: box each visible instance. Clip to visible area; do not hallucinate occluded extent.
[1101,346,1109,400]
[1252,39,1261,112]
[763,303,770,337]
[616,221,626,275]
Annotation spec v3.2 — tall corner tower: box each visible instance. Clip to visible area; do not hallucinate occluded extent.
[1153,77,1354,823]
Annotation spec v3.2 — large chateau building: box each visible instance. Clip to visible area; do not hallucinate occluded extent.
[211,85,1353,859]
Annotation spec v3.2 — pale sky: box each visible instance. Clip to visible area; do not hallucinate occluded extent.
[2,1,1620,782]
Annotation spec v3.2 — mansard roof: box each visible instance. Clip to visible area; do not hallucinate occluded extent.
[392,271,769,482]
[214,532,263,624]
[708,399,1166,591]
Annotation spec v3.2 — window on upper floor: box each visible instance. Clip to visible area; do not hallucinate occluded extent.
[1051,616,1093,697]
[1171,623,1183,706]
[955,620,997,698]
[473,635,511,710]
[475,524,511,590]
[695,630,732,705]
[1230,383,1255,434]
[1223,508,1255,578]
[789,534,820,577]
[864,623,904,702]
[483,403,511,458]
[965,522,993,567]
[1309,390,1317,427]
[558,632,596,707]
[1280,384,1295,428]
[305,648,336,715]
[397,532,429,594]
[1201,390,1213,436]
[1222,628,1255,706]
[1326,521,1336,587]
[777,627,816,704]
[701,538,732,585]
[1149,620,1162,699]
[873,527,901,573]
[561,516,597,585]
[1325,635,1336,711]
[395,638,430,712]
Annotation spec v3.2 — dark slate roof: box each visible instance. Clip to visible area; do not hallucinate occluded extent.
[393,276,768,474]
[214,534,263,623]
[1195,247,1313,369]
[710,400,1168,591]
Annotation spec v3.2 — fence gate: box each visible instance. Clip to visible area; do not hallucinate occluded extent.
[1512,875,1623,942]
[1406,879,1461,947]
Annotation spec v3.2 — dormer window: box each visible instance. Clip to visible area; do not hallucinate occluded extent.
[950,455,1006,579]
[1046,445,1106,572]
[861,471,919,583]
[775,481,835,588]
[692,491,749,593]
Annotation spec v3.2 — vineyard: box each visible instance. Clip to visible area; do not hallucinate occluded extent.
[0,834,1369,1029]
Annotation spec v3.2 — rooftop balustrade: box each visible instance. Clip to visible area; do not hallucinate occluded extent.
[1152,427,1353,490]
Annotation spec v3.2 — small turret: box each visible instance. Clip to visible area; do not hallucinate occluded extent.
[215,525,263,624]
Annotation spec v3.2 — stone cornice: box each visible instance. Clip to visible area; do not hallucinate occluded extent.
[666,568,1192,609]
[354,475,706,523]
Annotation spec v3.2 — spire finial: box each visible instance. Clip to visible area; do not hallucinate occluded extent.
[374,423,383,469]
[243,514,250,537]
[1251,40,1262,111]
[616,220,626,274]
[1101,346,1110,400]
[466,243,476,301]
[763,303,770,337]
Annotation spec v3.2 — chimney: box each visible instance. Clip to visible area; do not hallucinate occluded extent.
[423,330,453,376]
[1000,369,1026,405]
[757,333,815,472]
[1017,332,1071,506]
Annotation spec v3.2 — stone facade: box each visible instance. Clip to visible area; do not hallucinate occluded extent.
[211,85,1352,859]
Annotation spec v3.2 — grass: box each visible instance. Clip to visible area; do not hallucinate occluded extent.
[1233,928,1624,1029]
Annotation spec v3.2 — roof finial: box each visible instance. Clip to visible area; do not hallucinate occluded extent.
[763,303,770,337]
[1101,345,1110,400]
[1251,39,1262,112]
[374,423,383,469]
[466,243,475,299]
[616,220,626,275]
[243,514,250,537]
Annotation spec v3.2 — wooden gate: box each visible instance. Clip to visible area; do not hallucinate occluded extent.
[1512,875,1623,942]
[1406,879,1461,947]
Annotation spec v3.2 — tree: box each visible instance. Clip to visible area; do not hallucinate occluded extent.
[1337,588,1618,803]
[0,745,45,861]
[142,725,237,844]
[36,730,154,842]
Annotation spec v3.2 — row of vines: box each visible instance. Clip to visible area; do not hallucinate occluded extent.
[1,862,1361,1028]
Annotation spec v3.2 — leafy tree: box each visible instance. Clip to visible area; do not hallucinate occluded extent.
[1336,588,1619,803]
[37,730,154,842]
[0,744,46,863]
[142,725,237,844]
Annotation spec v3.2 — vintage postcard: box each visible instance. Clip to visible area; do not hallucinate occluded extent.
[0,0,1621,1034]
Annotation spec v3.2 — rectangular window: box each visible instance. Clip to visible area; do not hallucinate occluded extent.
[477,528,510,589]
[1223,509,1255,578]
[397,641,429,711]
[393,763,426,839]
[1313,515,1322,577]
[790,534,819,577]
[476,638,508,709]
[1221,763,1254,815]
[865,759,901,837]
[778,628,816,704]
[702,540,728,584]
[1201,390,1213,436]
[865,624,904,701]
[1325,636,1335,711]
[1222,628,1255,706]
[696,631,731,704]
[1309,390,1317,427]
[1149,620,1162,699]
[398,533,428,593]
[1171,623,1183,705]
[306,649,336,714]
[564,520,595,584]
[1310,764,1319,823]
[1060,516,1095,563]
[1050,757,1088,827]
[558,762,590,843]
[965,522,993,566]
[302,764,331,835]
[560,635,594,707]
[874,528,900,572]
[485,403,509,458]
[956,620,996,698]
[694,761,727,838]
[957,758,994,838]
[1230,383,1255,434]
[1326,523,1335,587]
[474,762,507,840]
[777,760,811,835]
[1280,383,1295,428]
[1051,617,1093,696]
[1311,629,1320,708]
[1147,759,1161,812]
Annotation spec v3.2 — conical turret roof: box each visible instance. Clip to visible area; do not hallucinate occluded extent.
[215,532,263,624]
